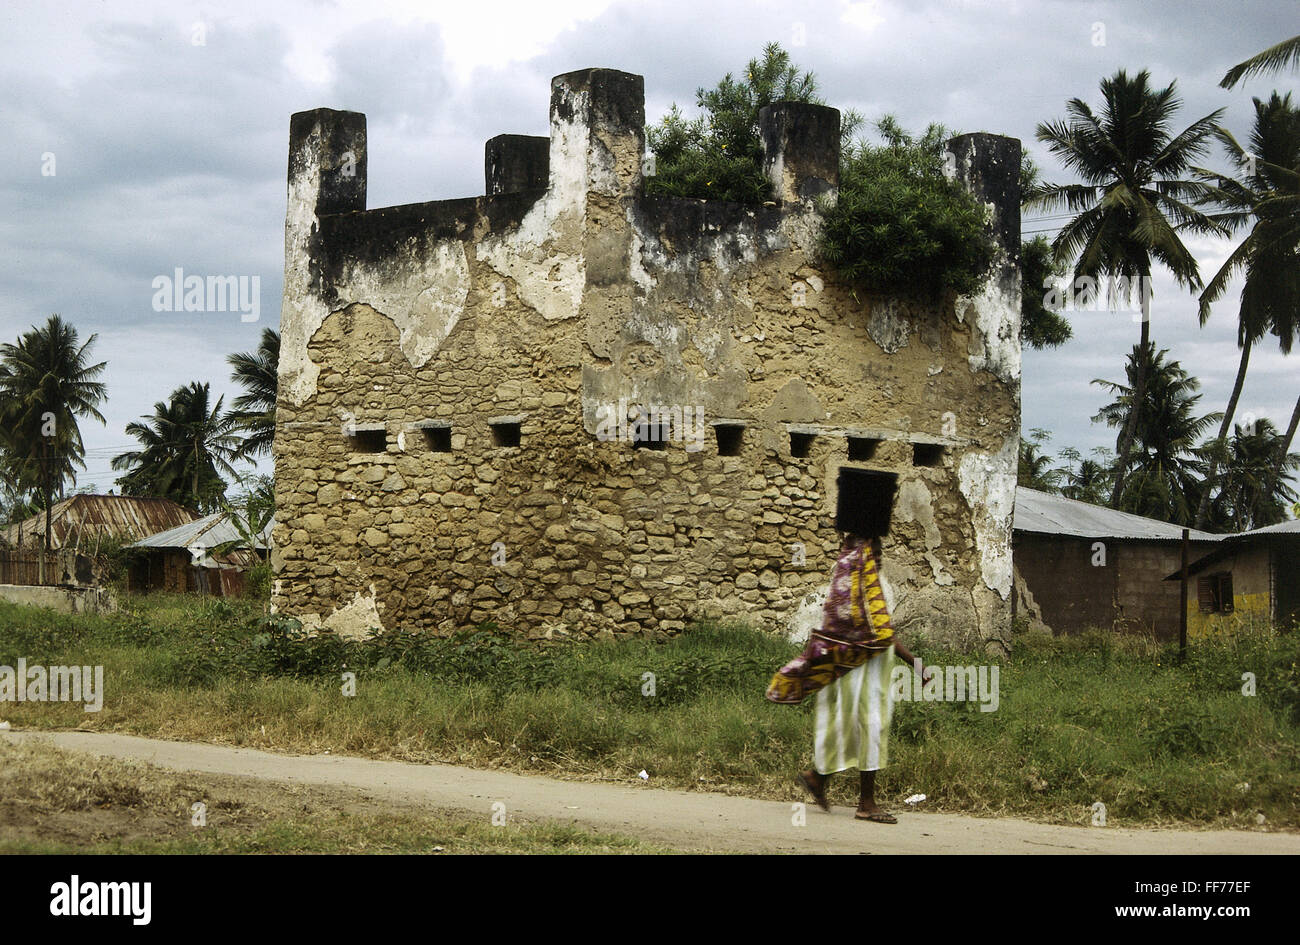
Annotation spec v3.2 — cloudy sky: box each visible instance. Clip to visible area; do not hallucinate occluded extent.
[2,0,1295,493]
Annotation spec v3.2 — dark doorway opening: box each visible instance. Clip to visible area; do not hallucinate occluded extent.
[1277,545,1300,628]
[632,420,669,450]
[913,443,944,466]
[421,425,453,452]
[347,427,387,453]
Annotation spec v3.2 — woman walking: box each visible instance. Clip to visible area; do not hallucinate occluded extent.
[766,471,926,823]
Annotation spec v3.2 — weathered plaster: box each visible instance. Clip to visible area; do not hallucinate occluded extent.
[894,478,954,586]
[272,70,1022,646]
[867,298,914,354]
[957,434,1018,599]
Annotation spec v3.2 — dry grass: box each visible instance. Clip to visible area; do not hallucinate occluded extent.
[0,739,680,854]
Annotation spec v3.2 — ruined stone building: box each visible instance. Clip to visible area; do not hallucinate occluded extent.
[271,68,1022,650]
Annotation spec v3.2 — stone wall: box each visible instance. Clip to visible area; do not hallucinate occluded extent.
[272,67,1023,650]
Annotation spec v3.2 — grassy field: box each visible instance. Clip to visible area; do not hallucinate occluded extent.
[1,593,1297,831]
[0,738,679,854]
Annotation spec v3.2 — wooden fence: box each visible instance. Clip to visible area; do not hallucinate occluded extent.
[0,549,102,587]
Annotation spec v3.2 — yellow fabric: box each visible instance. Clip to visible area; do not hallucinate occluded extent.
[765,543,894,705]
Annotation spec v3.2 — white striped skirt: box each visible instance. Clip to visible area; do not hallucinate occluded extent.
[813,644,895,774]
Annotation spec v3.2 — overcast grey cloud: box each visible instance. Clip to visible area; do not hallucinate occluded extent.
[1,0,1295,494]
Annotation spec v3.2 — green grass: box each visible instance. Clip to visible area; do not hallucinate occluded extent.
[1,595,1297,830]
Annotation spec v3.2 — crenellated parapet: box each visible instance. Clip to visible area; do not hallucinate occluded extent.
[272,67,1022,651]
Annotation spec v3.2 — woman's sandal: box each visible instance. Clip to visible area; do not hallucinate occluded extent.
[798,771,830,812]
[854,809,898,824]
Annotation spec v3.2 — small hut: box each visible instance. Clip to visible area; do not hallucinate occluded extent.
[128,512,274,596]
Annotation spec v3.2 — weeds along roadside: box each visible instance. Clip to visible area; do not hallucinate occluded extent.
[0,596,1296,828]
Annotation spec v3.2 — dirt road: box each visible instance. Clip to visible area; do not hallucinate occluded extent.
[3,729,1295,854]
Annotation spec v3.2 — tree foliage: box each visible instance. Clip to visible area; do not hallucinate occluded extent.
[646,42,827,203]
[1028,70,1225,295]
[646,44,993,301]
[1199,419,1300,531]
[1196,93,1300,348]
[1020,235,1073,348]
[0,315,107,548]
[212,474,275,560]
[1093,344,1220,524]
[1221,34,1300,89]
[227,328,279,460]
[112,382,242,512]
[1029,69,1227,506]
[1018,430,1063,492]
[1191,92,1300,527]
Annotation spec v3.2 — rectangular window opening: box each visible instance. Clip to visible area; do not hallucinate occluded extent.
[912,443,944,467]
[790,432,815,459]
[491,421,522,448]
[422,425,452,452]
[347,427,387,453]
[1197,573,1234,614]
[632,421,669,451]
[715,424,744,457]
[848,436,880,461]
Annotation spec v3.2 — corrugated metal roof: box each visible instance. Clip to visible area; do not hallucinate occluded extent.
[1232,518,1300,537]
[131,511,273,561]
[1164,515,1300,580]
[1,494,201,551]
[1014,488,1222,542]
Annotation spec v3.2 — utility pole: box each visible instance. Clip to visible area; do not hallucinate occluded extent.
[1179,528,1189,660]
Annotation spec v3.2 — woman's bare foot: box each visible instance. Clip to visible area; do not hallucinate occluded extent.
[798,769,830,811]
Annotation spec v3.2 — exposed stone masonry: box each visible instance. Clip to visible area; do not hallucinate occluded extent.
[272,67,1023,651]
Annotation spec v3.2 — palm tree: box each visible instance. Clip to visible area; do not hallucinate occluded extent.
[1093,344,1220,524]
[227,328,279,460]
[1028,70,1225,506]
[1205,419,1300,530]
[1221,34,1300,89]
[1018,435,1061,492]
[0,423,39,534]
[1219,37,1300,502]
[1193,93,1300,527]
[112,382,242,512]
[0,315,108,550]
[1060,458,1111,505]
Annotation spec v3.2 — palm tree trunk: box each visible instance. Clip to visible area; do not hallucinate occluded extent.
[1194,339,1252,528]
[1263,391,1300,515]
[42,442,53,553]
[38,443,52,585]
[1110,316,1151,506]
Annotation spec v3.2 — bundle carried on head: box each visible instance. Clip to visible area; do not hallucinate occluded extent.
[835,467,897,538]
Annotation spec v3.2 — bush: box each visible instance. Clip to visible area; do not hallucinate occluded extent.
[819,120,997,299]
[645,44,997,302]
[645,42,826,204]
[244,561,272,600]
